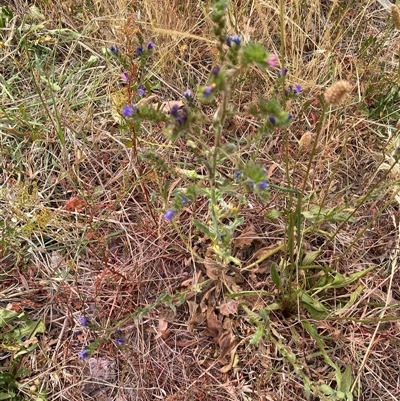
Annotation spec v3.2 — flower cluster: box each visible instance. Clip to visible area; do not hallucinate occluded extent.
[78,316,89,327]
[78,345,90,359]
[109,45,120,55]
[138,84,146,97]
[113,330,125,346]
[122,105,138,118]
[285,84,302,97]
[278,67,288,77]
[136,41,155,57]
[170,104,188,126]
[226,35,241,47]
[163,209,177,221]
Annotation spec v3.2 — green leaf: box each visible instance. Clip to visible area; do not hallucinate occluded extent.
[300,291,328,319]
[333,285,363,316]
[176,168,204,180]
[302,320,341,380]
[315,266,374,292]
[265,209,281,220]
[302,250,321,266]
[319,384,334,395]
[0,392,16,400]
[241,42,269,69]
[270,263,281,289]
[249,326,264,345]
[340,365,354,393]
[193,219,215,240]
[0,310,20,328]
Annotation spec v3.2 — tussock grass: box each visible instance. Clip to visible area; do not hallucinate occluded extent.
[1,1,400,400]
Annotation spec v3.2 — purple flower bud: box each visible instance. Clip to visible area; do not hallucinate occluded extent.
[278,67,288,77]
[293,84,302,94]
[138,85,146,97]
[184,89,192,99]
[136,47,143,57]
[203,86,213,97]
[121,72,129,82]
[78,316,89,327]
[122,105,137,118]
[163,209,177,221]
[288,113,293,121]
[226,35,241,47]
[170,105,180,118]
[269,116,276,125]
[147,41,155,50]
[115,338,125,346]
[258,181,269,190]
[78,346,90,359]
[211,66,220,76]
[181,195,189,204]
[235,171,242,180]
[109,45,120,55]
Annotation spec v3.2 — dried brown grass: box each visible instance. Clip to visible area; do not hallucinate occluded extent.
[1,0,400,400]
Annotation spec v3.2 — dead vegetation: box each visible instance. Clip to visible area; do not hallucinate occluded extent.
[1,0,400,400]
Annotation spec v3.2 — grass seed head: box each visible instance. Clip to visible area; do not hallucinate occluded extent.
[299,131,314,151]
[391,5,400,30]
[324,80,351,106]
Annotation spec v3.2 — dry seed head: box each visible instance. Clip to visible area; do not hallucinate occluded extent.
[324,80,351,106]
[299,131,314,151]
[391,5,400,30]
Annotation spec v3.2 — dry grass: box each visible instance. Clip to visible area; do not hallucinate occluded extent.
[1,0,400,400]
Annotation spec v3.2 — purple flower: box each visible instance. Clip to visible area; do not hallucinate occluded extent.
[203,86,213,97]
[122,105,137,118]
[181,195,189,204]
[136,47,143,57]
[109,45,120,55]
[78,316,89,327]
[258,181,269,190]
[78,346,90,359]
[121,72,129,82]
[234,171,242,180]
[293,84,302,94]
[269,116,276,125]
[176,107,188,125]
[278,67,288,77]
[115,337,125,346]
[288,113,293,121]
[226,35,241,47]
[184,89,192,99]
[266,54,278,68]
[170,105,187,125]
[163,209,177,221]
[170,104,180,118]
[211,66,220,76]
[138,85,146,97]
[147,41,155,50]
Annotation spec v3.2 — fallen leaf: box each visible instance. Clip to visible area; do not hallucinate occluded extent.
[218,299,238,316]
[204,257,224,280]
[233,224,259,250]
[187,300,204,332]
[206,305,222,338]
[154,317,169,340]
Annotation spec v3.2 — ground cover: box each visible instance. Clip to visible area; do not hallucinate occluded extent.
[1,0,400,400]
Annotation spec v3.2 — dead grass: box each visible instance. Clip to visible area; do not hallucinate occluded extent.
[1,0,400,400]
